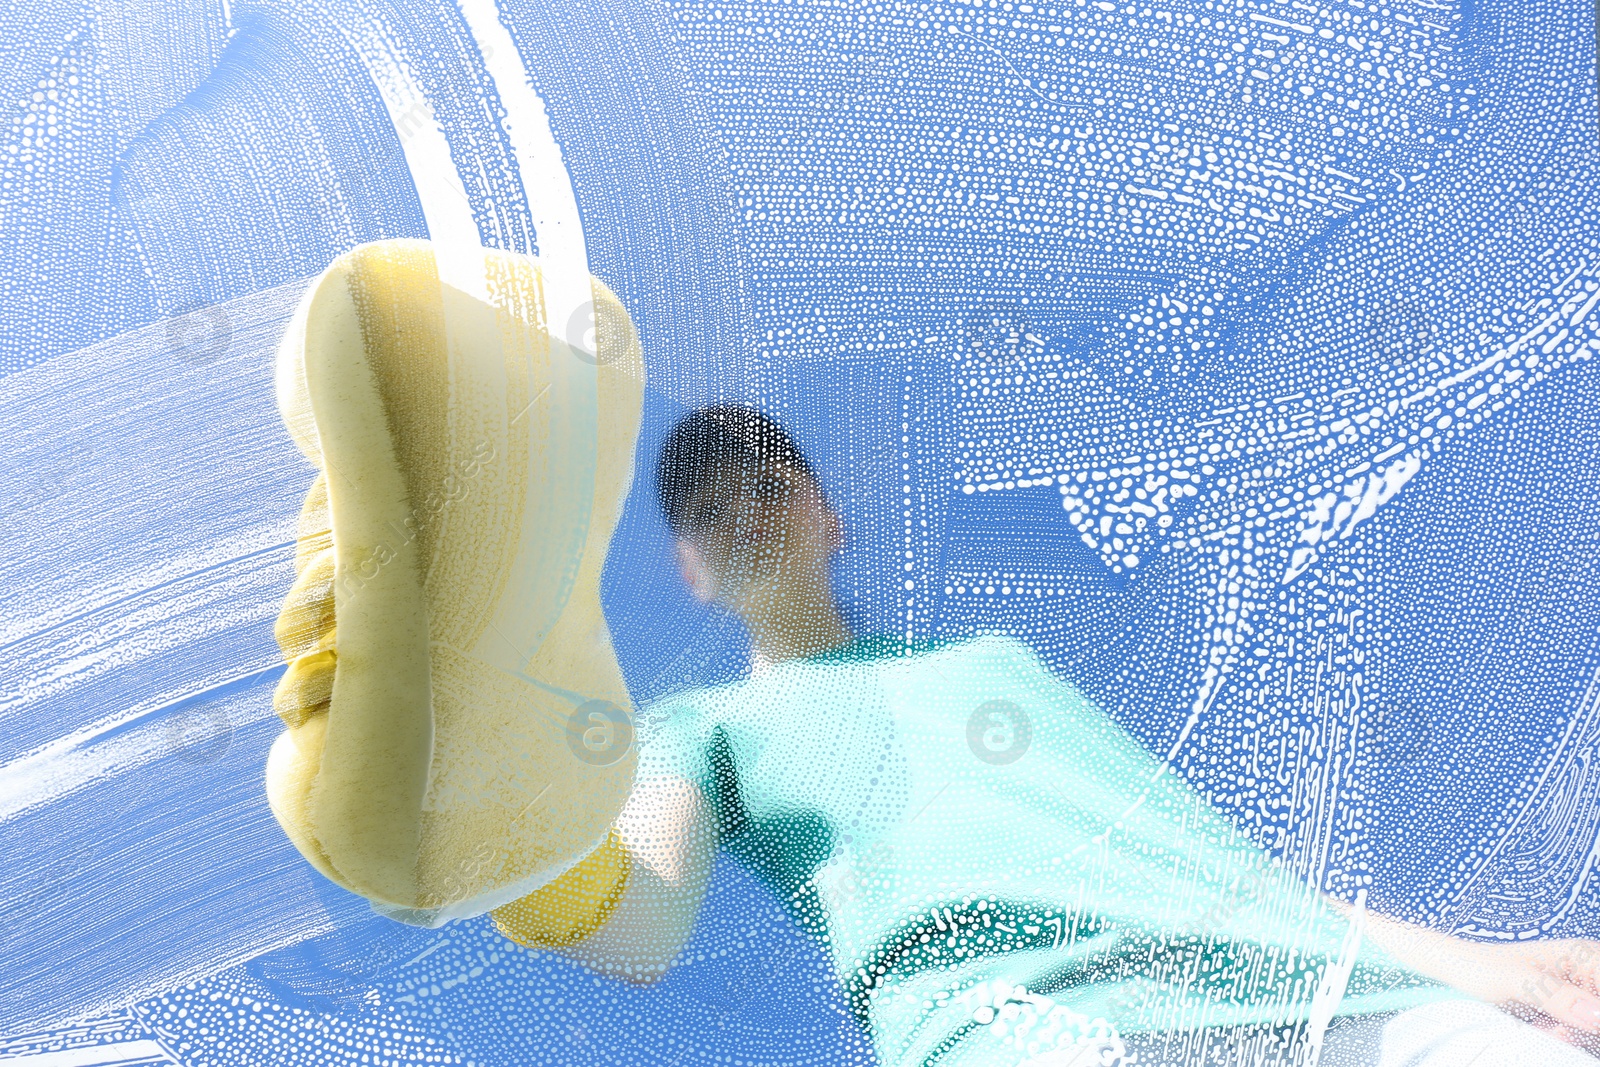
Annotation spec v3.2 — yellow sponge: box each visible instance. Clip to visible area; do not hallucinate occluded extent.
[265,238,644,920]
[492,829,633,948]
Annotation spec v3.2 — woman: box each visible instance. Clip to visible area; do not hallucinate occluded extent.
[264,244,1600,1065]
[511,404,1600,1067]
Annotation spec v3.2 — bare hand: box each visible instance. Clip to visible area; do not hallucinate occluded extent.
[1335,898,1600,1054]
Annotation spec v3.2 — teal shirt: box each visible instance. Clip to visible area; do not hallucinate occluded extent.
[635,632,1461,1066]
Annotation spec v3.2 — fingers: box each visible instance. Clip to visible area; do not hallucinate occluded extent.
[275,547,335,658]
[1545,940,1600,997]
[1515,974,1600,1038]
[273,522,338,728]
[293,471,332,576]
[273,635,336,728]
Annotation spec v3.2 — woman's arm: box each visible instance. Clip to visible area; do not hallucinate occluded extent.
[548,774,719,983]
[1325,894,1600,1050]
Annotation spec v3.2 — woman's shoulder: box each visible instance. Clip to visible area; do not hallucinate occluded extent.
[632,667,779,750]
[632,629,1061,738]
[798,631,939,664]
[831,629,1055,675]
[798,629,1031,666]
[631,634,922,750]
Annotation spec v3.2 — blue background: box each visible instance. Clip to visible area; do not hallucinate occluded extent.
[2,0,1598,1061]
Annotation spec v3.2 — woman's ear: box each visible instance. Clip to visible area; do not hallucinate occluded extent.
[674,539,717,603]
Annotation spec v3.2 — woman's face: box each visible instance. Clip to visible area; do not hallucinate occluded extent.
[673,460,841,613]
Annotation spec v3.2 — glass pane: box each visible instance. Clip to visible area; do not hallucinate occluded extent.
[3,0,1599,1064]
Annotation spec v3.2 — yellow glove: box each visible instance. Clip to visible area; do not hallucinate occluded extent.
[265,238,644,935]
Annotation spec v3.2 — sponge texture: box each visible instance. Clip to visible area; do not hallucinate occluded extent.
[266,239,645,917]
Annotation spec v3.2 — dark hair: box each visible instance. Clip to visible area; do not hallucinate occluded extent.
[655,405,820,538]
